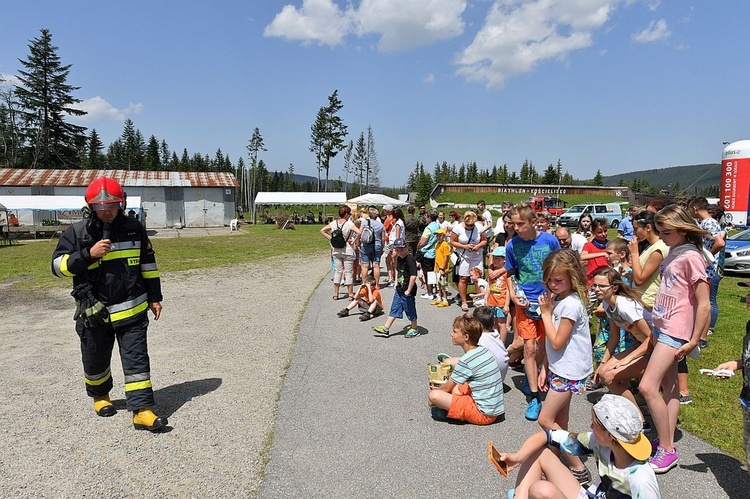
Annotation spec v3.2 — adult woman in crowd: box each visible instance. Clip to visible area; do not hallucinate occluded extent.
[359,207,386,287]
[450,210,487,312]
[321,204,361,300]
[627,210,668,311]
[384,207,405,287]
[570,213,593,253]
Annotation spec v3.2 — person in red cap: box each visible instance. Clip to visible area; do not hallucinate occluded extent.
[52,176,167,432]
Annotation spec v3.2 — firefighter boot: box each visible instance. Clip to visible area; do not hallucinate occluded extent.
[93,395,116,417]
[133,408,168,432]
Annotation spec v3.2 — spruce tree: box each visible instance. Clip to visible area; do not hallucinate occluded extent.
[14,29,87,168]
[86,129,105,169]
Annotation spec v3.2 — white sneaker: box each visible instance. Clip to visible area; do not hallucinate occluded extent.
[420,293,433,299]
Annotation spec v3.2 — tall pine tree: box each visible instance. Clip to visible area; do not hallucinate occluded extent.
[15,29,87,168]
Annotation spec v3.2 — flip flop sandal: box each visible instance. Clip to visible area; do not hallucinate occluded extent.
[332,295,340,300]
[461,303,469,312]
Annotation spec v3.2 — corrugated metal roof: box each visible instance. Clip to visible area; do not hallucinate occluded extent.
[0,169,239,188]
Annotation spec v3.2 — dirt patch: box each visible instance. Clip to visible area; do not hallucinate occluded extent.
[0,254,329,497]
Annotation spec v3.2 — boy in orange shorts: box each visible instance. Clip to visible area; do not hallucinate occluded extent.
[337,275,383,321]
[427,315,504,425]
[505,203,560,421]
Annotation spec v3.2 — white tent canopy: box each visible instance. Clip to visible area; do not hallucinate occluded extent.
[0,195,141,211]
[347,193,408,207]
[254,192,347,205]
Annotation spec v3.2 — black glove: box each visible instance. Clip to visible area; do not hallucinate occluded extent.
[71,282,110,328]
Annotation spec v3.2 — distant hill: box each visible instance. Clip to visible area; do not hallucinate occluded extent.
[601,163,720,192]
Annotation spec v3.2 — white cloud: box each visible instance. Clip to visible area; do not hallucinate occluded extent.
[264,0,354,46]
[264,0,467,51]
[72,97,144,122]
[631,19,670,43]
[355,0,467,52]
[423,73,436,83]
[455,0,616,89]
[0,72,22,88]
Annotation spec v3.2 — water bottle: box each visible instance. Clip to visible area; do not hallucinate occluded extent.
[510,276,527,306]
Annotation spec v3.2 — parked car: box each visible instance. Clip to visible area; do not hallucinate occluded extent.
[724,228,750,275]
[557,203,624,228]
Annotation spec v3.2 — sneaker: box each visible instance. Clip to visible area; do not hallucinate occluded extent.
[698,339,708,349]
[430,406,449,420]
[437,353,451,363]
[650,438,660,455]
[707,328,714,336]
[437,300,449,308]
[359,311,371,321]
[679,394,693,405]
[649,445,678,473]
[430,298,442,305]
[405,327,420,339]
[525,398,542,421]
[420,292,432,299]
[372,325,390,337]
[337,308,349,318]
[570,467,592,486]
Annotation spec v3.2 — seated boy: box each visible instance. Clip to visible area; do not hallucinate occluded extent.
[497,394,659,499]
[438,306,509,382]
[428,315,504,425]
[337,275,383,321]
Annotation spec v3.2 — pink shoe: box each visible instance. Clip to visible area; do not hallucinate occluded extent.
[649,445,678,473]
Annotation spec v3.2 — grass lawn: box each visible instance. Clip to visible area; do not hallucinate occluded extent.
[0,224,330,290]
[2,223,748,462]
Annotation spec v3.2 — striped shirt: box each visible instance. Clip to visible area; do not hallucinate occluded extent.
[450,346,504,416]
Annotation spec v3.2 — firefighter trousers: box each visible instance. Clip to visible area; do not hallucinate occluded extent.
[76,317,155,411]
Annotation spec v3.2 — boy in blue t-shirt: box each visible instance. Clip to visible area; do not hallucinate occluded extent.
[505,203,560,421]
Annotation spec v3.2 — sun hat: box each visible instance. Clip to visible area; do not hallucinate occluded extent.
[383,204,394,211]
[593,394,651,461]
[435,228,446,235]
[393,238,407,248]
[491,246,506,257]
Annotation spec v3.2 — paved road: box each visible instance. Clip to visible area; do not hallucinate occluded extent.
[260,271,750,498]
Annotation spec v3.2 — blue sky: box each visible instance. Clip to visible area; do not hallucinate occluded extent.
[1,1,747,187]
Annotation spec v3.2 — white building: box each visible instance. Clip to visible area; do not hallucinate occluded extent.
[0,169,238,228]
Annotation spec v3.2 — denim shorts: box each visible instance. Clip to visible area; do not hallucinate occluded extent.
[654,327,688,349]
[360,245,382,265]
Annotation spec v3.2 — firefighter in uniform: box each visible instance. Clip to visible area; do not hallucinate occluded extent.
[52,176,167,432]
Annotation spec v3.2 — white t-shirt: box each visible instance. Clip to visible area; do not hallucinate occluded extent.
[482,209,493,236]
[452,222,485,269]
[546,293,593,381]
[478,331,509,382]
[494,217,505,236]
[571,232,587,253]
[388,219,405,244]
[439,220,452,232]
[602,296,646,332]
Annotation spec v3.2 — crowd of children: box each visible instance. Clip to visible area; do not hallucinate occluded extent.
[326,196,744,496]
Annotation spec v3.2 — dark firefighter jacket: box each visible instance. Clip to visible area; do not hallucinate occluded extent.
[51,213,162,328]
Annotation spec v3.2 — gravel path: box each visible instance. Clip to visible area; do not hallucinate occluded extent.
[0,254,330,497]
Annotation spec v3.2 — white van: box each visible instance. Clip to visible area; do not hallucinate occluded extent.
[557,203,624,228]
